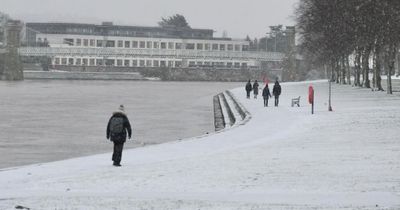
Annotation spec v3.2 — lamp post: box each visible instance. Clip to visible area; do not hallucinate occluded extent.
[328,66,333,111]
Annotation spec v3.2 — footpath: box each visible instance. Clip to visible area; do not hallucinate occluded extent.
[0,81,399,210]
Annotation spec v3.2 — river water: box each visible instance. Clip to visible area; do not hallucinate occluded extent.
[0,80,241,168]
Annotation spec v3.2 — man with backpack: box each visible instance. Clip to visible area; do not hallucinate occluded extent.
[106,105,132,167]
[272,80,282,107]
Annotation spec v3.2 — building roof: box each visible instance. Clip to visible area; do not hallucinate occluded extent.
[26,22,231,40]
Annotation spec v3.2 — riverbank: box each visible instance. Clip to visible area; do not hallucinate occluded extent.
[0,81,399,209]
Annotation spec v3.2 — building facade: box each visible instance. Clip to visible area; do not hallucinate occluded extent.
[23,22,284,70]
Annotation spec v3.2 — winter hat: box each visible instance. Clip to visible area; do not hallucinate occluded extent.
[118,104,125,112]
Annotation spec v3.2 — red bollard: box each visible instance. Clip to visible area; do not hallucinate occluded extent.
[309,85,314,114]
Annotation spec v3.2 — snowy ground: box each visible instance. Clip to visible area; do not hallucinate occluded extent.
[0,81,399,209]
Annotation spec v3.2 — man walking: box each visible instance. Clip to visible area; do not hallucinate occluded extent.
[245,80,252,99]
[272,80,282,107]
[253,80,259,99]
[262,84,272,107]
[106,105,132,167]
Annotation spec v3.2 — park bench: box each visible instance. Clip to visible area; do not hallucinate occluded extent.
[291,96,301,107]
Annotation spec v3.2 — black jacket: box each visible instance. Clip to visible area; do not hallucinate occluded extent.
[272,82,282,96]
[107,112,132,143]
[245,82,252,92]
[262,86,272,98]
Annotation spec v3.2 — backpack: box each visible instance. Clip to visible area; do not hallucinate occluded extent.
[110,116,124,133]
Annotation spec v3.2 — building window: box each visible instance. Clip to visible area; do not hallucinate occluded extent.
[82,58,88,66]
[204,44,210,50]
[227,62,233,67]
[204,61,211,66]
[186,43,195,50]
[124,60,130,67]
[83,39,89,47]
[168,42,174,49]
[90,39,95,47]
[227,44,233,51]
[168,61,174,67]
[161,42,167,49]
[146,41,152,49]
[219,44,226,51]
[118,40,123,48]
[242,45,249,51]
[117,59,123,66]
[76,58,82,65]
[63,38,74,46]
[153,60,159,67]
[90,59,95,66]
[55,58,60,65]
[96,40,103,47]
[132,60,138,67]
[175,61,182,67]
[125,41,130,48]
[160,60,166,67]
[146,60,152,67]
[234,44,240,51]
[61,58,67,65]
[212,44,218,50]
[189,61,196,67]
[132,41,138,48]
[242,63,247,67]
[105,59,114,66]
[197,43,203,50]
[234,62,240,68]
[139,60,145,67]
[139,41,146,48]
[106,40,115,48]
[76,39,82,46]
[175,43,182,49]
[68,58,74,65]
[153,42,159,49]
[197,61,203,66]
[96,59,103,66]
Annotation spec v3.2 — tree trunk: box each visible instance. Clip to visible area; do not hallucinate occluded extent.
[354,48,362,87]
[375,45,384,91]
[362,46,371,88]
[346,56,351,85]
[387,44,397,94]
[341,56,346,84]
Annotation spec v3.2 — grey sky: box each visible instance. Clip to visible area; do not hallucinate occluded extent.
[2,0,298,38]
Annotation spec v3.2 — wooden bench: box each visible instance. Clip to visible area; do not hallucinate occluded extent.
[291,96,300,107]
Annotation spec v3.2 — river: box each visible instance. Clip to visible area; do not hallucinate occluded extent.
[0,80,241,168]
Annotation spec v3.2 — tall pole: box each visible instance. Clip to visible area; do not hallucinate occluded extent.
[328,71,333,111]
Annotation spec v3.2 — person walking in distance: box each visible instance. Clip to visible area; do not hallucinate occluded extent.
[272,80,282,107]
[106,105,132,167]
[262,84,272,107]
[253,80,259,99]
[245,80,252,99]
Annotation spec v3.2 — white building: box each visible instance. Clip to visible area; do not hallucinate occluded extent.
[23,22,284,70]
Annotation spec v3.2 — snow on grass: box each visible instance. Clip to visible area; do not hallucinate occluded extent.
[0,81,399,209]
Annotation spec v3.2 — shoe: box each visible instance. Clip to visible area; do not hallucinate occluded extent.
[113,162,121,167]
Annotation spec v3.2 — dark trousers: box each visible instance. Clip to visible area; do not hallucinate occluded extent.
[263,97,269,107]
[112,142,124,164]
[246,91,250,98]
[274,96,279,106]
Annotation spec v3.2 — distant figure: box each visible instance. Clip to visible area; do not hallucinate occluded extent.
[245,80,252,99]
[253,80,259,99]
[262,84,272,107]
[272,80,282,107]
[106,105,132,167]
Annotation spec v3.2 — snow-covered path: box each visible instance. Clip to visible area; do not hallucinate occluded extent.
[1,81,399,209]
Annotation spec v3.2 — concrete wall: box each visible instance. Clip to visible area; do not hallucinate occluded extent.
[24,71,144,80]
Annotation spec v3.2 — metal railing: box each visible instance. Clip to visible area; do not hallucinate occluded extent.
[18,47,285,62]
